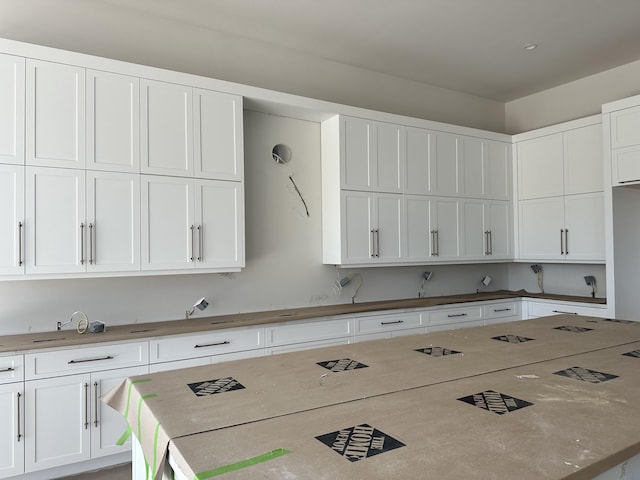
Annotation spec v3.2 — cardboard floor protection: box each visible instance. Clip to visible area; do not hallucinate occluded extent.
[102,315,640,480]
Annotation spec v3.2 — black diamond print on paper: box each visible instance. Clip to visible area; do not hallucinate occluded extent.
[316,424,405,462]
[554,326,594,333]
[317,359,369,373]
[458,390,533,415]
[553,367,618,384]
[623,350,640,358]
[414,346,462,357]
[604,318,635,324]
[492,335,535,344]
[187,377,245,397]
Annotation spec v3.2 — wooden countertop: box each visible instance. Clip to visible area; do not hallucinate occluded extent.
[0,289,606,354]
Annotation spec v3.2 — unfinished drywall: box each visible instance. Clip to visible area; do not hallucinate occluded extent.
[0,112,511,335]
[505,58,640,134]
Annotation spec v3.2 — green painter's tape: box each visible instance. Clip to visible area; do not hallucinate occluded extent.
[115,378,152,446]
[137,394,158,439]
[152,422,161,477]
[194,448,292,479]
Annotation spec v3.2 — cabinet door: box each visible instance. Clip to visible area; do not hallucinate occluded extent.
[193,89,243,181]
[517,133,563,199]
[141,175,195,270]
[431,133,460,196]
[375,122,403,193]
[518,197,565,260]
[485,201,511,259]
[195,179,244,269]
[86,171,140,272]
[25,374,91,472]
[374,193,402,262]
[461,137,484,198]
[430,197,461,260]
[0,53,25,165]
[341,116,373,190]
[86,70,139,173]
[141,79,193,176]
[405,127,433,195]
[462,200,486,259]
[340,190,374,264]
[26,167,86,274]
[405,195,431,261]
[610,105,640,149]
[0,383,24,479]
[564,193,605,262]
[563,124,603,195]
[612,146,640,185]
[90,366,147,458]
[0,165,24,275]
[26,59,85,169]
[486,141,510,200]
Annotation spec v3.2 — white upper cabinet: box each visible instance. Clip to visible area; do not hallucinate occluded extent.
[429,197,461,261]
[26,59,85,169]
[0,165,24,275]
[404,195,431,261]
[0,53,25,165]
[610,104,640,149]
[375,122,403,193]
[431,132,460,196]
[517,133,564,200]
[486,141,510,200]
[193,89,243,181]
[463,200,511,260]
[86,70,139,173]
[405,127,433,195]
[141,79,193,177]
[563,123,603,194]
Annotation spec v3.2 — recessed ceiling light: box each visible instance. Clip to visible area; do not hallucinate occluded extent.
[523,43,538,51]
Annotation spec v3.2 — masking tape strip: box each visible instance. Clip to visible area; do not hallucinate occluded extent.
[152,421,161,477]
[137,393,158,439]
[194,448,292,479]
[116,378,152,446]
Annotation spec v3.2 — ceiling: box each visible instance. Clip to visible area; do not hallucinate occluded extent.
[2,0,640,102]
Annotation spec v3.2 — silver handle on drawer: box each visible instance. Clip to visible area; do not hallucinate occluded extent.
[194,341,230,348]
[190,225,195,262]
[16,392,22,442]
[493,308,512,312]
[618,179,640,184]
[93,381,99,428]
[18,222,23,266]
[83,382,89,430]
[447,313,468,318]
[80,223,85,265]
[197,225,203,262]
[68,355,114,364]
[552,310,577,315]
[0,367,15,373]
[380,320,404,325]
[88,223,94,265]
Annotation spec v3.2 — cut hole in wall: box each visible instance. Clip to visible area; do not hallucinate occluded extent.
[272,144,292,164]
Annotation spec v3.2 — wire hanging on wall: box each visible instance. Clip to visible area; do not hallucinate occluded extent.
[271,144,310,217]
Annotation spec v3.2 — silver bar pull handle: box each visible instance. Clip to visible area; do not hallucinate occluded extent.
[375,229,380,257]
[197,225,203,262]
[16,392,22,442]
[88,223,94,265]
[68,356,114,364]
[560,229,564,255]
[83,382,89,430]
[381,320,404,325]
[18,222,23,266]
[80,223,85,265]
[430,230,435,256]
[552,310,578,315]
[0,367,15,373]
[435,230,439,256]
[194,341,230,349]
[370,229,375,258]
[484,231,489,255]
[564,229,569,255]
[447,313,468,318]
[93,381,99,428]
[190,225,195,262]
[488,230,492,255]
[493,308,512,312]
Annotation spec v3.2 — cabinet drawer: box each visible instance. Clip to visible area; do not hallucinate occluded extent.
[355,312,423,335]
[0,355,24,384]
[430,305,483,326]
[528,301,607,318]
[150,328,263,363]
[266,318,352,347]
[483,302,520,320]
[25,342,148,380]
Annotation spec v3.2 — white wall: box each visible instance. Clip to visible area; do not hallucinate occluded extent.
[507,263,606,300]
[0,111,511,335]
[505,58,640,134]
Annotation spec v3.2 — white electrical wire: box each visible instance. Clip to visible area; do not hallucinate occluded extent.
[537,271,544,293]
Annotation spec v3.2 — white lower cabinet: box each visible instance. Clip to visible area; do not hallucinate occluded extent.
[354,310,425,342]
[0,382,24,479]
[526,300,608,319]
[265,318,353,353]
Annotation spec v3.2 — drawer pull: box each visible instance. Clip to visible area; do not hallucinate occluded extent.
[68,355,114,364]
[0,367,15,373]
[380,320,404,325]
[17,392,22,442]
[493,308,511,312]
[552,310,577,315]
[447,313,468,318]
[194,341,230,349]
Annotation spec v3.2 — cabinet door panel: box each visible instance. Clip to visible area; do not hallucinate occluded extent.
[341,117,372,190]
[517,133,563,199]
[564,193,605,262]
[462,138,484,198]
[25,375,91,472]
[462,200,485,259]
[341,191,373,264]
[0,165,24,275]
[0,53,25,165]
[610,105,640,149]
[141,176,194,270]
[86,171,140,272]
[430,198,460,260]
[26,60,85,168]
[26,167,85,274]
[375,194,402,262]
[518,197,564,260]
[486,201,511,259]
[431,133,460,196]
[195,179,244,268]
[405,128,432,195]
[486,141,510,200]
[405,196,430,261]
[563,124,603,195]
[375,122,403,193]
[194,89,243,181]
[141,80,193,176]
[612,146,640,185]
[87,70,139,172]
[0,383,23,478]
